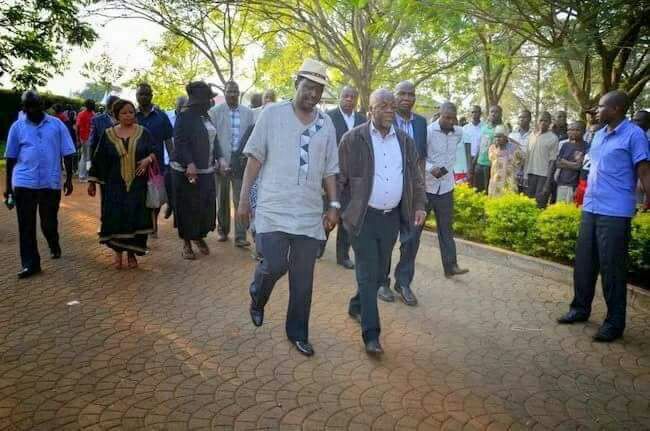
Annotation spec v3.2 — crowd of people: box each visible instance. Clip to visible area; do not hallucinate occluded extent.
[4,57,650,356]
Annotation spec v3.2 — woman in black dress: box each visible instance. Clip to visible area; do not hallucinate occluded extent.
[88,99,156,269]
[171,81,226,259]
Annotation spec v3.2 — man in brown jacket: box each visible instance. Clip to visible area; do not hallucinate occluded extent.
[338,88,427,355]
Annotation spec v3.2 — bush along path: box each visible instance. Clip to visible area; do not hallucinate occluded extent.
[425,184,650,288]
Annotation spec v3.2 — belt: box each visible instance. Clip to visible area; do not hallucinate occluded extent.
[367,206,398,215]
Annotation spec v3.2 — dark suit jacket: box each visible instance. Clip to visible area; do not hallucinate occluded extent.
[326,107,367,144]
[338,121,426,237]
[172,111,222,170]
[394,113,428,160]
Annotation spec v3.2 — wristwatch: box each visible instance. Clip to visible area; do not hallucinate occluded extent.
[329,201,341,209]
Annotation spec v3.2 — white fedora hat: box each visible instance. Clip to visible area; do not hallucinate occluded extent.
[297,58,329,86]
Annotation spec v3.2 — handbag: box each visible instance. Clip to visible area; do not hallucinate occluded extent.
[146,161,167,209]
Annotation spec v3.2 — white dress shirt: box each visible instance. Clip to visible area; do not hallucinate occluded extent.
[426,120,463,195]
[339,107,355,131]
[368,123,403,210]
[462,121,483,157]
[508,128,531,155]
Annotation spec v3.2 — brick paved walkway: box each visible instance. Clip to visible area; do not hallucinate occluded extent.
[0,181,649,430]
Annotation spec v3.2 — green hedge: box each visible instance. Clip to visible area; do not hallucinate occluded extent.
[0,89,83,144]
[426,184,650,278]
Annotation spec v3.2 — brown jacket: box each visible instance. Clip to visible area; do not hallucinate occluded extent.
[338,121,426,236]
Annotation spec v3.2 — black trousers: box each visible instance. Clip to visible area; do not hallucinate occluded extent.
[526,174,548,208]
[14,187,62,270]
[427,191,458,272]
[350,208,400,343]
[474,164,490,193]
[249,231,321,342]
[570,212,631,332]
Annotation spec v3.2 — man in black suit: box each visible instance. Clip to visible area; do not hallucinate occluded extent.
[321,86,366,269]
[379,80,428,306]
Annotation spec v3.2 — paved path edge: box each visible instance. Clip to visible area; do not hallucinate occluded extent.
[422,229,650,312]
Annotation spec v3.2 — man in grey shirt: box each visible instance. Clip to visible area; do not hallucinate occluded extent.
[236,59,340,357]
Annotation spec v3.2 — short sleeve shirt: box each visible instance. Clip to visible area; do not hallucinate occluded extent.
[584,119,650,217]
[136,108,173,163]
[524,131,559,177]
[243,101,339,240]
[556,141,585,187]
[5,115,76,189]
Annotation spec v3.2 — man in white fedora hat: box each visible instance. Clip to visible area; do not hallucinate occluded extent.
[236,58,339,356]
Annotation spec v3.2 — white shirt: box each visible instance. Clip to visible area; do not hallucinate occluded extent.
[508,128,531,155]
[462,121,483,157]
[339,107,355,131]
[368,123,403,210]
[426,120,463,195]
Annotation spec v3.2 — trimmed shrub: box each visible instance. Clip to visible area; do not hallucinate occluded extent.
[484,193,540,253]
[534,203,581,262]
[453,184,487,241]
[630,212,650,274]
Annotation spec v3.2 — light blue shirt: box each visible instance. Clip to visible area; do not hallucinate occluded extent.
[583,119,649,218]
[395,113,414,140]
[5,115,76,190]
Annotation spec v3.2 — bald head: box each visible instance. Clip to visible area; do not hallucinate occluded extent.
[598,90,630,126]
[369,88,394,108]
[369,88,396,133]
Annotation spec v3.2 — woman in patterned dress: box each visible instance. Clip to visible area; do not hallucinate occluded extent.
[488,125,525,197]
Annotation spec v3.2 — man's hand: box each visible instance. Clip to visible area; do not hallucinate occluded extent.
[64,179,73,196]
[236,200,251,227]
[414,210,427,226]
[186,163,198,184]
[323,208,339,232]
[88,182,96,197]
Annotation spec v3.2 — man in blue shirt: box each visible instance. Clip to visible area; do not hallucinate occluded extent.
[558,91,650,342]
[4,91,76,279]
[135,83,173,235]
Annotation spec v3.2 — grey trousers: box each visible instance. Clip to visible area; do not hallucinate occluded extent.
[216,173,246,241]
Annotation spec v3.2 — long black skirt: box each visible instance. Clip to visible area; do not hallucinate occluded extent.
[172,170,217,240]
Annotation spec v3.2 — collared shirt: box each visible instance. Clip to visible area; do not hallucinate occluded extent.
[243,101,339,240]
[584,119,649,218]
[462,121,484,157]
[5,115,76,190]
[339,107,355,131]
[477,123,497,166]
[524,131,559,177]
[426,120,463,195]
[368,123,403,210]
[395,112,414,139]
[76,109,94,142]
[136,107,173,164]
[508,128,531,155]
[230,106,241,152]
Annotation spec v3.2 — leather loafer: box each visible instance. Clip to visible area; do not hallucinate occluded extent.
[348,309,361,324]
[593,326,623,343]
[395,284,418,306]
[557,310,589,324]
[249,301,264,327]
[444,265,469,278]
[338,259,355,270]
[18,267,41,279]
[292,340,314,356]
[377,285,395,302]
[365,340,384,355]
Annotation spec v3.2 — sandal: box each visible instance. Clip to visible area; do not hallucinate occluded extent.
[127,253,138,269]
[182,243,196,260]
[194,239,210,255]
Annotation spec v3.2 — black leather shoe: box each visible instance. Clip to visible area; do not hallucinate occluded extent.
[444,265,469,278]
[50,245,62,259]
[338,259,355,270]
[348,309,361,324]
[292,340,314,356]
[249,301,264,327]
[593,326,623,343]
[557,310,589,324]
[18,267,41,279]
[365,340,384,355]
[394,285,418,306]
[377,285,395,302]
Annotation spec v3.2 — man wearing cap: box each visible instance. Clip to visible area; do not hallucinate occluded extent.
[236,59,339,357]
[209,81,255,247]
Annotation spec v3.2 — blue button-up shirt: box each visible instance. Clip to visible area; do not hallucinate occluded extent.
[230,107,241,152]
[136,108,173,165]
[395,112,414,140]
[5,115,76,190]
[583,119,649,218]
